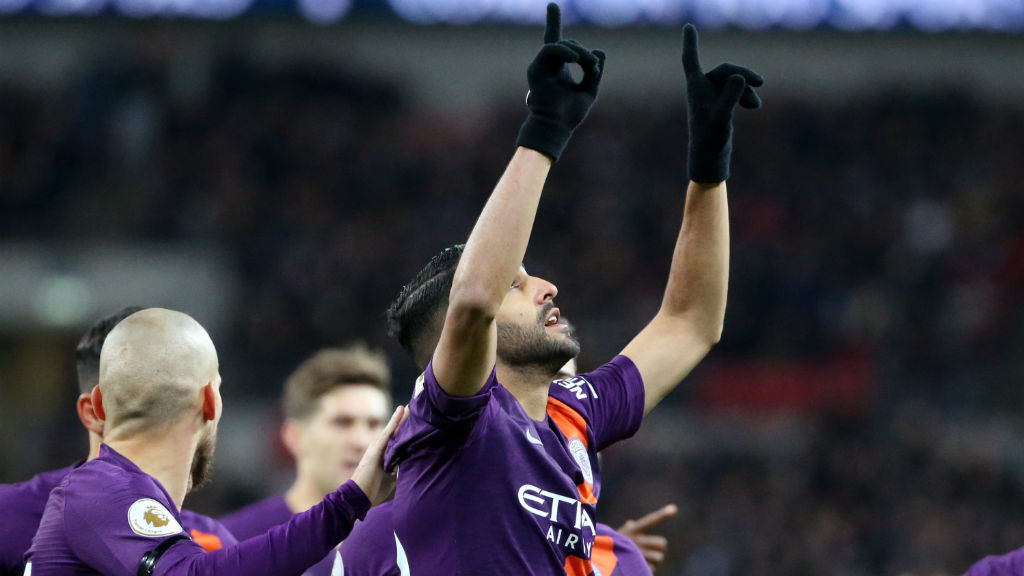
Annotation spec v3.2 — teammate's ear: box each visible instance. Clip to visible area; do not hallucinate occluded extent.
[280,418,303,459]
[77,391,105,435]
[90,385,106,421]
[202,382,217,421]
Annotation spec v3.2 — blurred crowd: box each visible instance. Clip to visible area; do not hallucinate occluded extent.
[2,49,1024,574]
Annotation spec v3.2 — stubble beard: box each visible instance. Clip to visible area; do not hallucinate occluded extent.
[497,305,580,375]
[189,428,216,492]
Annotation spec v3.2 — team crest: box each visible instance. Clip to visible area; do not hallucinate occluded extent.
[127,498,183,537]
[568,438,594,485]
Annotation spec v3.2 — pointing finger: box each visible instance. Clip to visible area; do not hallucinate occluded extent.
[627,503,679,532]
[681,24,703,79]
[544,2,562,44]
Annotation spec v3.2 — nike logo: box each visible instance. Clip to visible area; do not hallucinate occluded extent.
[526,427,543,445]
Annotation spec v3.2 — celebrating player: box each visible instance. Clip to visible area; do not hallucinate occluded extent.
[375,5,763,574]
[340,336,675,575]
[0,307,235,576]
[24,308,404,576]
[220,343,392,575]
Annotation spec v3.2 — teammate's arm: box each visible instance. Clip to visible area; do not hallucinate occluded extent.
[432,3,604,397]
[620,25,763,414]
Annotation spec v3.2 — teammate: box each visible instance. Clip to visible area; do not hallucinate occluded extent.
[220,343,392,575]
[0,307,236,576]
[25,308,404,575]
[376,4,763,572]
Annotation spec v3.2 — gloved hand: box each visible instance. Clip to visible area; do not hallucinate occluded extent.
[516,3,605,162]
[682,23,763,183]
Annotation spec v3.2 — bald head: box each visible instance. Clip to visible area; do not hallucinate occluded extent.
[99,308,220,436]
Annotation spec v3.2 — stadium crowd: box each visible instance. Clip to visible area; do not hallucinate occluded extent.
[2,48,1024,574]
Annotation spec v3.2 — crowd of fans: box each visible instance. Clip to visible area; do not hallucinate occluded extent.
[2,49,1024,574]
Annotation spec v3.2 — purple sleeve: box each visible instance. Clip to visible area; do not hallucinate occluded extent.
[964,547,1024,576]
[384,361,498,471]
[63,482,191,574]
[154,481,371,576]
[549,355,646,451]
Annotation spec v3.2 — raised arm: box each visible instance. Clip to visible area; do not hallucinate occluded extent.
[432,3,604,397]
[620,24,763,413]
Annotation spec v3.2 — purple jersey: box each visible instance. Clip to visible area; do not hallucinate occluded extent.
[25,444,369,576]
[0,462,235,576]
[383,355,645,575]
[339,501,651,576]
[220,495,337,576]
[0,464,77,576]
[964,547,1024,576]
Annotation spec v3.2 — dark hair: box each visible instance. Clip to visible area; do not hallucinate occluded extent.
[75,306,145,394]
[386,244,464,370]
[282,342,391,420]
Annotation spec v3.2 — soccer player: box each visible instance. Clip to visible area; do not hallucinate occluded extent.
[375,5,762,573]
[340,344,675,575]
[24,308,404,575]
[220,343,392,575]
[0,307,236,576]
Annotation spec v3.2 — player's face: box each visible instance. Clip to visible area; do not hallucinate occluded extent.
[299,385,390,494]
[495,267,580,371]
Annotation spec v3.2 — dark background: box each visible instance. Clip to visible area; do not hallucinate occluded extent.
[2,6,1024,574]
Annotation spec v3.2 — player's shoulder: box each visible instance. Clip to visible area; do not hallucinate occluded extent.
[550,356,642,398]
[0,463,78,504]
[219,494,291,539]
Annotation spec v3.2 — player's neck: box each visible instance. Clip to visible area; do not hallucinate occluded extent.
[498,363,556,421]
[104,425,198,510]
[284,476,328,514]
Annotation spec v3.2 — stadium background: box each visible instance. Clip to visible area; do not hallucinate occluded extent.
[2,2,1024,574]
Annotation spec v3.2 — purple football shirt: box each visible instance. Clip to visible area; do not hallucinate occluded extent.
[220,494,337,576]
[964,547,1024,576]
[0,464,77,576]
[383,355,645,575]
[0,462,235,576]
[339,501,652,576]
[25,444,370,575]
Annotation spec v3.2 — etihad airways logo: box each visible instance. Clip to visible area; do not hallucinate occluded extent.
[518,484,596,555]
[554,376,598,400]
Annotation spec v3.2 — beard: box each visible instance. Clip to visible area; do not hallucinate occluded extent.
[188,428,216,492]
[497,303,580,373]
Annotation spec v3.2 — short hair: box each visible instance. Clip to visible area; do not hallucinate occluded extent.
[75,306,145,394]
[386,244,464,370]
[282,342,392,420]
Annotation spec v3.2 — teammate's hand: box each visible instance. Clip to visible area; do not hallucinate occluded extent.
[351,405,407,505]
[515,2,605,162]
[617,503,678,571]
[682,24,763,183]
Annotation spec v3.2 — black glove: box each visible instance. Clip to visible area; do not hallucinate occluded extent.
[516,3,605,162]
[682,23,763,183]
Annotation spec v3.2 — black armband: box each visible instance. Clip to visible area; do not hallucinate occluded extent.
[137,534,190,576]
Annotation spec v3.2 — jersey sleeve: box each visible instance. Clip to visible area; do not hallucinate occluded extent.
[548,355,646,451]
[62,477,192,575]
[964,547,1024,576]
[155,480,371,576]
[384,361,498,471]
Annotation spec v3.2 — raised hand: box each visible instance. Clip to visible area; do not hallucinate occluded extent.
[617,503,678,571]
[515,2,605,162]
[682,23,763,183]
